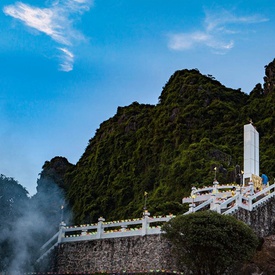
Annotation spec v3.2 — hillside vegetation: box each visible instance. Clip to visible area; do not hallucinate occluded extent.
[41,59,275,224]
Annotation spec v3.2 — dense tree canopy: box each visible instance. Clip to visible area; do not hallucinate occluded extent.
[162,211,259,274]
[0,164,70,273]
[65,69,250,223]
[0,175,29,271]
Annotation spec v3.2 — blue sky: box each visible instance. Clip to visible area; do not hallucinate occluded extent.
[1,0,275,196]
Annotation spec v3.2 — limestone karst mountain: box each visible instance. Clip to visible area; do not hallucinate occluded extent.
[39,59,275,225]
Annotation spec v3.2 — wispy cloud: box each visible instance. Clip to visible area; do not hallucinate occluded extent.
[168,9,268,54]
[58,47,74,71]
[3,0,93,71]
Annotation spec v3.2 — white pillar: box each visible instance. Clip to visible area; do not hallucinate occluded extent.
[244,123,259,185]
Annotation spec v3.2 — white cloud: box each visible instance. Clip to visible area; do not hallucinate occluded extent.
[4,3,69,45]
[168,31,234,53]
[58,47,74,72]
[204,10,268,32]
[168,32,210,50]
[3,0,93,71]
[168,9,268,54]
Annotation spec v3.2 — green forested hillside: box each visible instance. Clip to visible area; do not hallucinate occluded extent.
[46,60,275,225]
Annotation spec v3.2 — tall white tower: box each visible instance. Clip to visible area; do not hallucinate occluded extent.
[243,123,259,185]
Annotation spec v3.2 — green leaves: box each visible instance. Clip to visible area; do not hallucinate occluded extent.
[162,211,259,274]
[0,175,29,272]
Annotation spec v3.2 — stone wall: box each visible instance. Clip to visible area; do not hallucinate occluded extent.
[48,198,275,273]
[233,197,275,237]
[56,235,180,273]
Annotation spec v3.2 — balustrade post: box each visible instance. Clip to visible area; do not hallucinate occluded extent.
[97,217,105,238]
[236,186,241,207]
[215,201,221,214]
[142,210,150,236]
[58,221,66,243]
[248,197,253,211]
[210,179,219,211]
[249,180,254,196]
[189,186,197,212]
[248,181,254,211]
[189,203,195,212]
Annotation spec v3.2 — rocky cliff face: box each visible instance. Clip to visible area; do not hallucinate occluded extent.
[242,235,275,275]
[264,58,275,95]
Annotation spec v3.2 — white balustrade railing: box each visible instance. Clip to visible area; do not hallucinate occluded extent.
[219,194,239,215]
[184,197,213,215]
[61,213,173,242]
[239,183,275,211]
[36,231,60,262]
[37,182,275,263]
[183,183,275,215]
[182,184,251,204]
[37,212,175,262]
